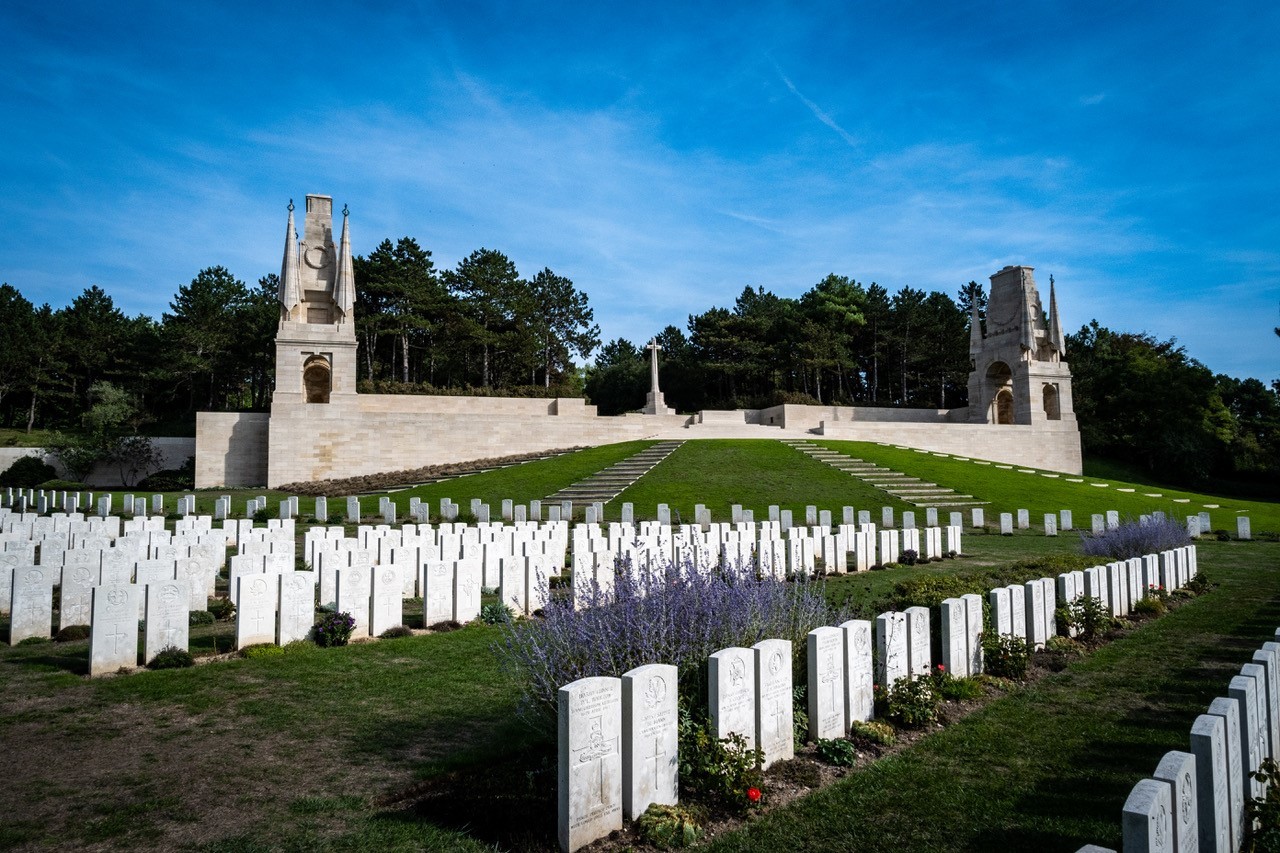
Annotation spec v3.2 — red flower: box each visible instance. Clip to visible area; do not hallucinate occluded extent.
[747,787,762,803]
[936,664,946,673]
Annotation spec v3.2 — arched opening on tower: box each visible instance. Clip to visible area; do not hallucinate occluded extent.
[303,356,332,404]
[985,361,1014,424]
[1043,383,1061,421]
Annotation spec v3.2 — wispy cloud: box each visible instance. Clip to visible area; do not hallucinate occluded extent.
[774,65,861,149]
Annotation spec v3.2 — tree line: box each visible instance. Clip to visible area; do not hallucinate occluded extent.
[0,245,1275,490]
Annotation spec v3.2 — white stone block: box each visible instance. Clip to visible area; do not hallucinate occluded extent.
[558,676,622,852]
[841,619,874,723]
[709,647,756,745]
[806,628,845,741]
[753,639,793,768]
[8,565,53,643]
[89,583,140,675]
[1206,697,1245,853]
[875,611,909,688]
[278,571,316,644]
[1190,713,1232,853]
[1121,778,1172,853]
[1152,750,1197,853]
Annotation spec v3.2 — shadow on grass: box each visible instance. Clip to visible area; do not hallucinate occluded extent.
[0,644,89,675]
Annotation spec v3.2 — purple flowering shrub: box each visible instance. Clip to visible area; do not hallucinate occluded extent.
[1080,517,1190,560]
[497,556,843,730]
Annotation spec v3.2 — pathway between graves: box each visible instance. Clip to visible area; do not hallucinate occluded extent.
[784,439,988,508]
[544,441,684,505]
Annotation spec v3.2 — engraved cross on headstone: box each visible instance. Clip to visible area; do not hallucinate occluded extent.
[820,652,840,714]
[648,735,668,793]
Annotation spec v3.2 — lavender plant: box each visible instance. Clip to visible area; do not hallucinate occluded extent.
[1080,516,1190,560]
[496,556,844,731]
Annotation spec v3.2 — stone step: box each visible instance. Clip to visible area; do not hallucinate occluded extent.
[545,441,685,505]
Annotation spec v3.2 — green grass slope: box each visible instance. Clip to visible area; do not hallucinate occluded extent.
[817,440,1280,533]
[612,439,918,522]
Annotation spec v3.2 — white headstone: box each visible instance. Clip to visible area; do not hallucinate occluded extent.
[1237,517,1251,540]
[1190,713,1232,853]
[1228,674,1264,799]
[8,566,53,643]
[1152,750,1198,853]
[904,605,931,677]
[1016,508,1029,529]
[89,583,139,674]
[971,507,984,528]
[1121,778,1173,853]
[1000,513,1013,535]
[558,676,623,852]
[278,571,316,644]
[236,574,278,647]
[709,646,756,745]
[753,639,794,768]
[940,598,968,678]
[831,622,870,733]
[369,566,402,635]
[144,578,190,662]
[621,663,678,820]
[875,611,909,687]
[807,627,845,741]
[1207,696,1245,852]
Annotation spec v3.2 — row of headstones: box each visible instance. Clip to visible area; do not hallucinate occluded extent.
[555,600,988,852]
[1085,632,1280,853]
[555,543,1201,851]
[569,519,962,582]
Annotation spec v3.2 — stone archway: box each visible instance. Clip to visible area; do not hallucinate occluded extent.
[985,361,1013,424]
[303,356,332,404]
[1043,383,1061,421]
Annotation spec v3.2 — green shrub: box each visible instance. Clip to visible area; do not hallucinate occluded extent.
[849,719,896,747]
[252,508,270,523]
[792,685,809,750]
[137,458,194,491]
[16,636,50,646]
[876,677,941,727]
[241,643,284,659]
[55,624,91,642]
[189,610,215,625]
[314,611,356,647]
[635,802,704,849]
[426,620,462,632]
[147,646,195,669]
[1044,635,1085,655]
[480,602,513,625]
[1064,595,1117,640]
[36,479,88,491]
[1132,596,1166,617]
[1249,758,1280,852]
[982,632,1031,681]
[929,665,985,700]
[1186,572,1211,595]
[677,708,764,812]
[0,456,57,488]
[815,737,858,766]
[207,597,236,621]
[379,625,413,639]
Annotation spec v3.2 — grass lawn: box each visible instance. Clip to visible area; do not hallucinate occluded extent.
[3,441,1279,851]
[816,440,1280,533]
[613,439,918,523]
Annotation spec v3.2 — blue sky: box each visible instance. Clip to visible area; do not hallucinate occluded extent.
[2,1,1277,380]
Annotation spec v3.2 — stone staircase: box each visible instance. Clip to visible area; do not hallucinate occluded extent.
[544,441,684,505]
[784,440,987,508]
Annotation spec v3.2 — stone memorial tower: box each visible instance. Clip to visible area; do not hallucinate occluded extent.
[967,265,1075,426]
[273,195,358,406]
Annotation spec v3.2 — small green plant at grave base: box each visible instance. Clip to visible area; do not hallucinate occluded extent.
[875,678,942,728]
[55,625,91,642]
[240,643,284,659]
[900,549,918,566]
[207,597,236,622]
[981,632,1031,681]
[1186,572,1211,595]
[426,620,462,633]
[481,586,498,596]
[928,664,984,701]
[1131,596,1166,617]
[815,737,858,766]
[1248,758,1280,852]
[379,625,413,639]
[677,708,764,812]
[314,611,356,647]
[16,636,50,646]
[792,685,810,750]
[1044,635,1085,656]
[188,610,215,626]
[252,508,270,523]
[1065,595,1117,641]
[849,719,896,748]
[635,802,705,849]
[480,602,513,625]
[147,646,195,669]
[880,562,902,571]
